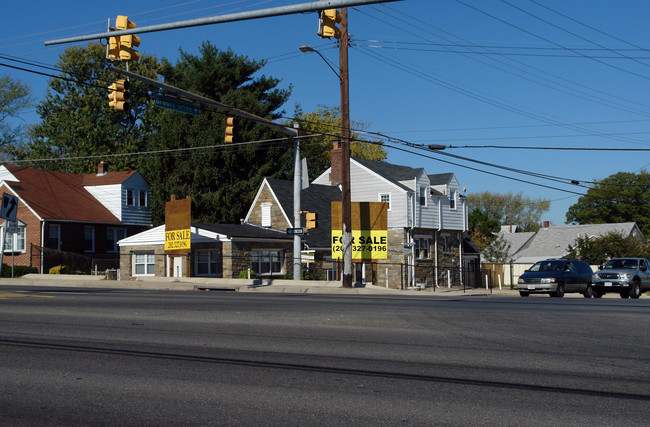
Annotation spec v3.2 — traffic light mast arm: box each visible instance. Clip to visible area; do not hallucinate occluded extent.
[109,66,297,137]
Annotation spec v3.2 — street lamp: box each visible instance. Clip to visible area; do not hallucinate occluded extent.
[299,45,341,80]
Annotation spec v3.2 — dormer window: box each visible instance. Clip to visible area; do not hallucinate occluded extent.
[449,190,456,209]
[419,186,427,206]
[126,189,135,206]
[139,190,148,207]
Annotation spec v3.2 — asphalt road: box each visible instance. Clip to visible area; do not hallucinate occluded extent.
[1,286,648,426]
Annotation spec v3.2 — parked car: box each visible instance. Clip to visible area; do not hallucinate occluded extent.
[591,258,650,299]
[517,259,593,298]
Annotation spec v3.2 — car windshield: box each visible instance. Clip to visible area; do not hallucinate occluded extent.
[529,261,565,272]
[603,259,638,270]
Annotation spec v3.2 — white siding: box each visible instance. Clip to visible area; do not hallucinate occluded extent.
[349,163,408,228]
[85,183,122,219]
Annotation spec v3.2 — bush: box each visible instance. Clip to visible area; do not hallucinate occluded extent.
[49,265,70,274]
[238,269,256,279]
[1,264,37,278]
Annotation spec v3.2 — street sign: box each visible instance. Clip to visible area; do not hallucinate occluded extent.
[287,228,304,235]
[1,193,18,221]
[154,95,200,116]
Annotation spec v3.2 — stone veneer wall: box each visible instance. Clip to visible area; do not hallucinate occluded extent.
[119,244,167,279]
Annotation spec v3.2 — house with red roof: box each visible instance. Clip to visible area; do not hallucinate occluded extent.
[0,162,151,273]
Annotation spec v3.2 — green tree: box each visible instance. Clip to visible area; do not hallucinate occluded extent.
[566,170,650,236]
[0,75,32,153]
[482,234,513,263]
[9,43,160,173]
[468,208,500,250]
[467,191,550,232]
[137,43,292,224]
[565,231,650,265]
[290,105,386,181]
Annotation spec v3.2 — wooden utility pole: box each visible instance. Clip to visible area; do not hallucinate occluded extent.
[339,7,353,288]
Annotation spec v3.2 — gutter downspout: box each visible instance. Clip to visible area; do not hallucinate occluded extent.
[435,198,442,288]
[41,220,45,274]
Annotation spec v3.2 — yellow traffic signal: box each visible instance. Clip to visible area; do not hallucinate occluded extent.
[115,15,140,62]
[107,34,120,61]
[225,116,235,143]
[108,79,130,111]
[305,212,318,230]
[318,9,341,39]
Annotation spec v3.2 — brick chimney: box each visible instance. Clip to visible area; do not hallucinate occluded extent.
[97,161,108,176]
[330,147,342,186]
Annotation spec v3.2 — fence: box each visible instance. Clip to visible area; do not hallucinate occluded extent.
[29,244,119,275]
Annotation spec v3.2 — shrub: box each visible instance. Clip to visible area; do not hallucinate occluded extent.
[49,265,70,274]
[1,264,37,277]
[238,269,256,279]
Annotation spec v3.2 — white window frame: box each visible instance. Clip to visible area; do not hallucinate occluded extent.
[138,189,148,207]
[378,193,391,211]
[126,188,135,206]
[449,190,457,210]
[132,252,155,276]
[2,221,26,253]
[251,250,284,276]
[84,225,95,253]
[194,249,222,277]
[414,238,431,259]
[418,186,427,207]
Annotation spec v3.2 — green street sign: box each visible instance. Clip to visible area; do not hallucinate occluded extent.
[154,95,200,116]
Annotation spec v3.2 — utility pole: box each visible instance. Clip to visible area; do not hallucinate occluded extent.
[339,8,353,288]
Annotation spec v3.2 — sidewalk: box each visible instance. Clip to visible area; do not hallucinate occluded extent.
[0,274,522,296]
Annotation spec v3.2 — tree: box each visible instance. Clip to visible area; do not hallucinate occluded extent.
[565,231,650,265]
[467,191,550,232]
[566,170,650,236]
[137,43,292,224]
[290,105,386,181]
[468,208,500,250]
[8,43,160,173]
[0,75,32,153]
[482,234,513,263]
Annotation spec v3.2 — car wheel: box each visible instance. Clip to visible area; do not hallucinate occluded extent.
[620,291,629,299]
[629,280,641,299]
[593,290,603,298]
[553,283,565,298]
[519,291,529,297]
[583,284,593,298]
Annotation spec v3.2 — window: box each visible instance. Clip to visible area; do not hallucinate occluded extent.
[449,190,456,209]
[419,186,427,206]
[133,253,155,276]
[126,189,135,206]
[442,236,450,253]
[414,238,430,259]
[138,190,148,207]
[3,222,26,253]
[379,193,391,211]
[251,250,284,275]
[46,224,61,250]
[84,226,95,253]
[195,250,222,276]
[107,228,126,253]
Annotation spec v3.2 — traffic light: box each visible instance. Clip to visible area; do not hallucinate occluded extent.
[116,15,140,62]
[107,34,120,61]
[225,116,235,143]
[318,9,341,39]
[305,212,318,230]
[108,78,130,111]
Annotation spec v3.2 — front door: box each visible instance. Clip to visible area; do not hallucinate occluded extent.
[167,256,184,278]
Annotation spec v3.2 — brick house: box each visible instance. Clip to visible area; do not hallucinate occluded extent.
[245,158,481,288]
[0,162,151,273]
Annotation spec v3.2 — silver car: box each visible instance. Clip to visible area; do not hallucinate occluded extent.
[592,258,650,299]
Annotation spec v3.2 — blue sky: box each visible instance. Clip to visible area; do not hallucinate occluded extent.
[3,0,650,226]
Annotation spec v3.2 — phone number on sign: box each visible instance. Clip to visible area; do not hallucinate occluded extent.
[332,245,387,253]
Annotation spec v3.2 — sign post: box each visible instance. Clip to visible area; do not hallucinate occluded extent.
[165,196,191,277]
[331,202,388,261]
